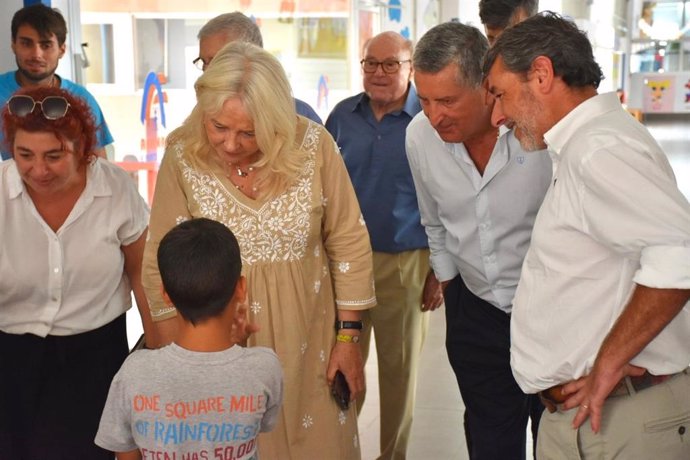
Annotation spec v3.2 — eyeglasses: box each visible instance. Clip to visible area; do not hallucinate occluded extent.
[360,59,411,74]
[7,95,71,120]
[192,57,207,71]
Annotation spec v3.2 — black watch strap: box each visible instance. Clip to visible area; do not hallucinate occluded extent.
[335,320,363,331]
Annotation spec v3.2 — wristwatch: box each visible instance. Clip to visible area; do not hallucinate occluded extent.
[335,320,363,331]
[336,334,360,344]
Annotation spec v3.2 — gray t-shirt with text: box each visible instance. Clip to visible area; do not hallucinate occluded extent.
[96,343,283,460]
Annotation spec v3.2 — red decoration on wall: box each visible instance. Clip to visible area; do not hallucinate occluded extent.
[279,0,295,23]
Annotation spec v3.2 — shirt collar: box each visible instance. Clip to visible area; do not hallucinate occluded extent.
[354,83,421,118]
[7,161,23,199]
[544,91,618,157]
[6,157,112,200]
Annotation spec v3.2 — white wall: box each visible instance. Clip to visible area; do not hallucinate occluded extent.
[0,0,24,74]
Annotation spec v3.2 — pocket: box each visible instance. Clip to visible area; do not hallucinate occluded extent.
[641,411,690,458]
[644,411,690,434]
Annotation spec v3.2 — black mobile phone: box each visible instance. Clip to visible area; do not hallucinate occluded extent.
[331,370,351,410]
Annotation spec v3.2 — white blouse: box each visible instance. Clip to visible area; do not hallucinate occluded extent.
[0,158,149,336]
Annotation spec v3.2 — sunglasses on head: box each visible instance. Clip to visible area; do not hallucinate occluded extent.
[7,95,71,120]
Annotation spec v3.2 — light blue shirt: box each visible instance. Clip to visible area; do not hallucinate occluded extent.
[406,112,552,313]
[0,71,114,160]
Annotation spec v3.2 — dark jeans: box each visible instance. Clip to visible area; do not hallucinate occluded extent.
[444,276,542,460]
[0,314,128,460]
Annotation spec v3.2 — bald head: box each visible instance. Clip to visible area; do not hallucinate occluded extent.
[363,31,413,58]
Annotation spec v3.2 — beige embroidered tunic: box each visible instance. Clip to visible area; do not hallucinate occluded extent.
[142,118,376,459]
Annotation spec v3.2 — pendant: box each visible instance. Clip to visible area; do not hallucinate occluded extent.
[229,162,254,178]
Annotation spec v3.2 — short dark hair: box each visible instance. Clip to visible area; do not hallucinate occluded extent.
[479,0,539,29]
[198,12,263,48]
[413,22,488,88]
[157,218,242,325]
[483,11,603,89]
[12,4,68,46]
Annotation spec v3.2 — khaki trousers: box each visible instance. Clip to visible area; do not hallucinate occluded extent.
[358,249,430,460]
[537,369,690,460]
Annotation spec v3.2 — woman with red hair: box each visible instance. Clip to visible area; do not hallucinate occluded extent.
[0,87,152,458]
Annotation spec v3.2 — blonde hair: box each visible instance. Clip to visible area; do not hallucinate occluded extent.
[167,41,304,199]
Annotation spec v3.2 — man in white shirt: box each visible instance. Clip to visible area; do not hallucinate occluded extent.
[406,22,551,459]
[484,12,690,459]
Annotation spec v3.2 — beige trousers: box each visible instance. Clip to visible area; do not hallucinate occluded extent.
[358,249,430,460]
[537,369,690,460]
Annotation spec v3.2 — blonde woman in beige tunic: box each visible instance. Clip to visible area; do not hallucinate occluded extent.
[142,42,376,459]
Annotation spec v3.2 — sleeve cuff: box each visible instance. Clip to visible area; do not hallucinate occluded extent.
[633,245,690,289]
[430,254,459,283]
[150,304,178,322]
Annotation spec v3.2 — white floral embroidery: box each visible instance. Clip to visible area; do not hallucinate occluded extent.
[320,350,326,362]
[313,246,320,257]
[250,301,262,314]
[321,195,328,207]
[353,434,359,448]
[173,124,320,265]
[300,342,307,355]
[338,262,351,273]
[322,265,328,278]
[314,280,321,293]
[359,214,365,226]
[302,414,314,429]
[338,411,347,425]
[175,215,189,225]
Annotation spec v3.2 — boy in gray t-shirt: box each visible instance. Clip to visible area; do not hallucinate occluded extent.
[96,218,283,460]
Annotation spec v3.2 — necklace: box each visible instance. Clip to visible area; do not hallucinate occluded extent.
[234,183,258,193]
[226,162,255,178]
[225,161,258,194]
[234,164,254,177]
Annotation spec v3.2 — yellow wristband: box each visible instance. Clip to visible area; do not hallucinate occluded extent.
[336,334,360,344]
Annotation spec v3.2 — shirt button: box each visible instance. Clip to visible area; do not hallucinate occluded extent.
[680,426,686,435]
[53,268,60,274]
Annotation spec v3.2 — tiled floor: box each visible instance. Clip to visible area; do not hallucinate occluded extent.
[359,306,467,460]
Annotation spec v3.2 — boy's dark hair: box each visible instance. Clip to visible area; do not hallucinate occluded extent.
[12,4,68,46]
[157,218,242,325]
[479,0,538,29]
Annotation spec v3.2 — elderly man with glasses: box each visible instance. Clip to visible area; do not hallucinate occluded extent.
[325,31,443,460]
[194,12,322,124]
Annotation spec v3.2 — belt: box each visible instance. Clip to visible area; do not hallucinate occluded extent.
[540,371,679,406]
